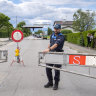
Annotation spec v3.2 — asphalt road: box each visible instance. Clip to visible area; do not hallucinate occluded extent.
[0,36,96,96]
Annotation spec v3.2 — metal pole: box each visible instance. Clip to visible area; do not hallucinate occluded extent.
[38,52,40,66]
[17,42,19,48]
[16,16,17,27]
[39,64,96,79]
[89,67,91,75]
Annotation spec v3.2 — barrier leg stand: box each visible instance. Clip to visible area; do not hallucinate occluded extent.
[20,57,25,67]
[10,60,14,66]
[21,60,25,67]
[10,60,16,66]
[10,57,16,66]
[10,46,25,67]
[10,57,25,67]
[10,56,25,67]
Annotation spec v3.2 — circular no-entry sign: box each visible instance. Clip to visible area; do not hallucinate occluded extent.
[11,30,23,42]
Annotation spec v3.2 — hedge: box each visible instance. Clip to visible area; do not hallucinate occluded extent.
[67,32,81,45]
[0,32,9,38]
[61,29,72,34]
[67,30,96,48]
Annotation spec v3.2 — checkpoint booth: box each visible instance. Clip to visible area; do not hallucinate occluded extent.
[22,24,50,37]
[22,24,50,31]
[38,52,96,79]
[0,50,8,63]
[22,25,44,32]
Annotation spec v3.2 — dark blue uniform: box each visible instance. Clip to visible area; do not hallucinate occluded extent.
[50,32,64,52]
[46,32,65,84]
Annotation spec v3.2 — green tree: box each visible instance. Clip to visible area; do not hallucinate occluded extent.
[16,21,25,28]
[73,9,95,32]
[0,13,10,28]
[47,27,52,35]
[35,30,43,34]
[16,21,31,36]
[0,13,14,38]
[7,23,14,39]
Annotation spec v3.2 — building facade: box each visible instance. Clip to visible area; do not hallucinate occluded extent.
[54,21,76,33]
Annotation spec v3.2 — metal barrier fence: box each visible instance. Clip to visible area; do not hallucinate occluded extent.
[38,52,96,79]
[0,50,8,63]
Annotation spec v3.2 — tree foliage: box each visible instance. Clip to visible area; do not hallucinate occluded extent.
[47,27,52,35]
[0,13,14,38]
[16,21,25,28]
[35,30,43,34]
[16,21,31,36]
[73,9,95,32]
[0,13,10,28]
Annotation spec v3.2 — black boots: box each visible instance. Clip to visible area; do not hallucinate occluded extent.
[53,84,58,90]
[44,82,59,90]
[44,82,53,88]
[53,82,58,90]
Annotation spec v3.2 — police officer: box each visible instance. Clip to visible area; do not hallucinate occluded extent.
[43,24,65,90]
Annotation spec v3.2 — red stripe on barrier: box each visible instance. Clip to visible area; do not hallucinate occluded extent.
[69,55,86,65]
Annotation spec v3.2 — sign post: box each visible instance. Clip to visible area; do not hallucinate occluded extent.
[11,30,24,66]
[11,30,23,42]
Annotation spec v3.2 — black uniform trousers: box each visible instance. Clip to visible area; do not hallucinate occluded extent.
[46,63,62,84]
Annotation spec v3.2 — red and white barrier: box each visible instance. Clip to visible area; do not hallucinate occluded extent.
[69,55,96,66]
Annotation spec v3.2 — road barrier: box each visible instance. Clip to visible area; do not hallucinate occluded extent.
[0,50,8,63]
[38,52,96,79]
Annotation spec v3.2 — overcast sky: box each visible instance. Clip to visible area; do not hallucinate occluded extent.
[0,0,96,28]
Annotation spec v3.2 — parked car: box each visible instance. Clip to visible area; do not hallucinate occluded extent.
[42,35,47,39]
[36,34,42,38]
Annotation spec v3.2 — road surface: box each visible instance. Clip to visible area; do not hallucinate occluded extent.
[0,36,96,96]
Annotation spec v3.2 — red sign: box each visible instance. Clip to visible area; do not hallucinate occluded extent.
[69,55,86,65]
[11,30,23,42]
